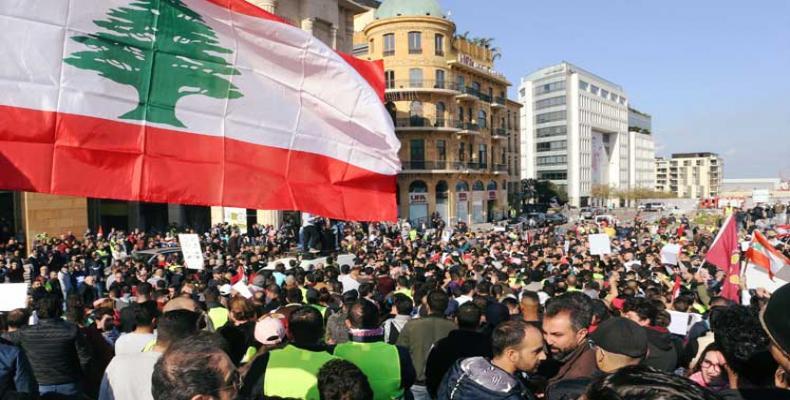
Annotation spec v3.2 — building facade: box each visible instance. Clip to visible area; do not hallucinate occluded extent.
[655,153,723,199]
[627,108,656,190]
[519,62,630,207]
[355,0,521,225]
[4,0,378,246]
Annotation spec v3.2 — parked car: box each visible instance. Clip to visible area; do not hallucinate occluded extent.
[131,247,183,266]
[580,207,595,220]
[545,213,568,225]
[522,212,548,228]
[595,215,617,226]
[643,202,666,212]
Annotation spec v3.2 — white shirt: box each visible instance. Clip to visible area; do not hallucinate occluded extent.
[99,351,162,400]
[455,294,473,306]
[114,332,156,355]
[338,274,360,294]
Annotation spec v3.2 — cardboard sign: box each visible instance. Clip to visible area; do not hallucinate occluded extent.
[232,281,253,299]
[660,244,681,266]
[0,283,28,312]
[667,310,703,336]
[178,234,204,270]
[589,234,611,255]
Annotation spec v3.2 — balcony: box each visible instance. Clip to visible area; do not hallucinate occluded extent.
[395,117,461,132]
[401,161,449,171]
[492,128,507,139]
[386,80,460,94]
[457,122,481,135]
[491,96,506,109]
[478,93,492,103]
[401,161,493,173]
[383,49,395,57]
[455,86,480,102]
[493,164,508,173]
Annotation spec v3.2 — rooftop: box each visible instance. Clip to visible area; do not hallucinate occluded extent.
[374,0,445,20]
[522,61,624,92]
[671,152,720,159]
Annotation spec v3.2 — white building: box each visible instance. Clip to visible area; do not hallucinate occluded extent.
[519,62,630,207]
[655,153,723,199]
[627,108,656,190]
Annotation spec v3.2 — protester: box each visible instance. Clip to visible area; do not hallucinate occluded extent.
[0,336,36,398]
[583,365,721,400]
[759,283,790,390]
[317,359,374,400]
[438,319,546,399]
[542,292,597,389]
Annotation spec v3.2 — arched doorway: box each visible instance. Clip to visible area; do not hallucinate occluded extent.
[472,180,485,224]
[435,180,449,225]
[486,181,498,222]
[455,181,470,224]
[408,180,429,226]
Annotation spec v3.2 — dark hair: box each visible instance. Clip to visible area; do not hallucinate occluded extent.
[456,302,482,330]
[392,293,413,316]
[36,295,63,319]
[6,308,29,329]
[544,291,593,331]
[317,359,373,400]
[347,300,379,330]
[156,310,201,347]
[622,297,658,325]
[426,290,449,316]
[285,287,303,304]
[137,282,153,298]
[132,301,159,327]
[714,305,776,386]
[289,307,324,344]
[305,288,320,305]
[584,365,720,400]
[460,280,475,295]
[358,283,374,298]
[521,290,539,304]
[340,265,351,275]
[151,332,232,400]
[492,319,533,357]
[203,286,219,303]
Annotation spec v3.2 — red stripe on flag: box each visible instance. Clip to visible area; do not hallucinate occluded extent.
[0,105,396,222]
[201,0,385,102]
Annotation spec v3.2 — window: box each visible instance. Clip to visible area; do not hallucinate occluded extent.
[536,155,567,165]
[458,142,465,161]
[600,89,609,99]
[478,110,487,128]
[579,81,589,91]
[534,96,566,110]
[536,140,567,152]
[384,70,394,89]
[435,34,444,56]
[590,85,600,95]
[519,88,526,97]
[536,125,567,138]
[409,100,423,118]
[436,102,446,126]
[408,31,422,54]
[409,68,423,87]
[478,144,487,168]
[535,110,566,124]
[610,92,617,102]
[534,80,565,95]
[383,33,395,56]
[437,140,446,161]
[435,69,446,89]
[538,171,567,180]
[471,82,481,96]
[458,106,464,122]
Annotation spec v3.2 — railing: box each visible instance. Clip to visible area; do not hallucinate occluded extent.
[395,117,462,129]
[493,128,507,137]
[479,93,492,103]
[387,80,460,91]
[409,48,423,55]
[383,49,395,57]
[456,86,480,98]
[494,96,506,105]
[460,122,480,132]
[494,164,508,172]
[402,161,448,170]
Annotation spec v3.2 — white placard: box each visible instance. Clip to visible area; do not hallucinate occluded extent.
[744,264,788,293]
[337,254,356,267]
[660,244,681,266]
[301,257,327,270]
[589,234,611,256]
[178,234,204,270]
[441,229,452,243]
[223,207,248,234]
[667,311,691,336]
[232,281,253,299]
[0,283,28,312]
[264,257,297,270]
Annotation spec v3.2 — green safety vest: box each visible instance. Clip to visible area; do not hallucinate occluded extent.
[264,345,338,400]
[393,288,412,300]
[334,341,402,400]
[308,303,327,318]
[208,307,229,329]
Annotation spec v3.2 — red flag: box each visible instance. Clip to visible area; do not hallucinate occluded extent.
[671,274,682,301]
[704,214,741,302]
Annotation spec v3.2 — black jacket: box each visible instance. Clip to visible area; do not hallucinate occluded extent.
[438,357,534,400]
[643,326,681,372]
[425,329,493,398]
[0,339,37,397]
[8,319,91,385]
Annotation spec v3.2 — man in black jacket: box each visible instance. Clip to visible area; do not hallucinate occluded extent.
[623,297,680,372]
[425,302,492,398]
[0,337,37,398]
[7,295,91,397]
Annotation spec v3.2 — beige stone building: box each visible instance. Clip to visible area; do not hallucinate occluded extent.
[2,0,379,246]
[655,152,723,199]
[354,0,522,225]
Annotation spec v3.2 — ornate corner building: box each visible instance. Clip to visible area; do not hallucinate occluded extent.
[353,0,522,225]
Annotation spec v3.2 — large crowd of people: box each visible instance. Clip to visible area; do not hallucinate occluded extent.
[0,203,789,400]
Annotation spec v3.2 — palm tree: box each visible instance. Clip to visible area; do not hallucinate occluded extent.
[490,46,502,61]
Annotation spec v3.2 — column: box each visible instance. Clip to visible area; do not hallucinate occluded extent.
[330,25,338,50]
[246,0,277,13]
[301,18,314,35]
[210,206,225,226]
[257,210,283,227]
[22,193,88,247]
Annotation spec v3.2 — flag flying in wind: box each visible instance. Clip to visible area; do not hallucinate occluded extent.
[704,214,741,302]
[747,230,790,281]
[0,0,400,221]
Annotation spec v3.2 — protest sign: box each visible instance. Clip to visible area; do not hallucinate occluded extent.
[178,234,204,270]
[264,257,297,270]
[667,310,703,336]
[589,234,611,256]
[337,254,356,267]
[232,280,253,299]
[0,283,28,312]
[660,244,681,265]
[223,207,248,234]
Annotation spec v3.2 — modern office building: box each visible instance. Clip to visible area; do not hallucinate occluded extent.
[2,0,379,246]
[655,153,723,198]
[519,62,630,207]
[627,108,656,190]
[354,0,522,225]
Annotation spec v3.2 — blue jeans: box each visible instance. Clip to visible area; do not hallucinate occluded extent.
[39,382,80,397]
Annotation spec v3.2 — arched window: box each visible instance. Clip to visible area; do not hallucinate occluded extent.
[455,181,469,192]
[436,181,449,200]
[478,110,487,128]
[410,100,423,118]
[436,102,446,126]
[487,181,497,191]
[472,181,485,191]
[409,180,428,193]
[409,68,423,88]
[471,81,481,95]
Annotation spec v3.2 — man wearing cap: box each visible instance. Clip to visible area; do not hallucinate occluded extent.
[545,317,647,400]
[761,284,790,390]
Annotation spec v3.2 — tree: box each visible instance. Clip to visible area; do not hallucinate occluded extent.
[590,184,614,206]
[64,0,243,128]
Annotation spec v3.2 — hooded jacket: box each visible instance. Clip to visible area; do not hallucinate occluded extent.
[437,357,534,400]
[643,326,681,372]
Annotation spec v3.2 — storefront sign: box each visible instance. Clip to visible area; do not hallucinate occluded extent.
[409,193,428,205]
[457,192,468,202]
[487,190,497,200]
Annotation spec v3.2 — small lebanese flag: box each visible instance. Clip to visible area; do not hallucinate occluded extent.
[0,0,400,221]
[747,230,790,281]
[777,225,790,239]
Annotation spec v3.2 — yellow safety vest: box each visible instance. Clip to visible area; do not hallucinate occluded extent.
[264,345,338,400]
[334,341,403,400]
[208,307,229,329]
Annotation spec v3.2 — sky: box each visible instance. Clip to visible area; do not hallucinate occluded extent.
[442,0,790,179]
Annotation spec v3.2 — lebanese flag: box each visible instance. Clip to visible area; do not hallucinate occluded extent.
[704,214,741,302]
[747,230,790,281]
[0,0,400,221]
